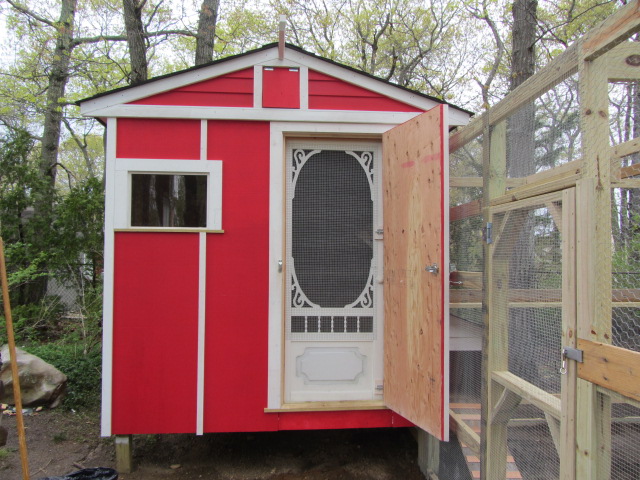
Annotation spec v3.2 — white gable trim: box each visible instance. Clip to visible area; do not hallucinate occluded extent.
[80,45,471,124]
[79,103,469,127]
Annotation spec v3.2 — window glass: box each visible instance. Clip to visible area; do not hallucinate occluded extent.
[131,174,207,227]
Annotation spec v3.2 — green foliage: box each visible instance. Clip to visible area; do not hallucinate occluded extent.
[25,342,102,411]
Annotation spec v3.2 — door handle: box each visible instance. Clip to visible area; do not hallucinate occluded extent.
[425,263,439,275]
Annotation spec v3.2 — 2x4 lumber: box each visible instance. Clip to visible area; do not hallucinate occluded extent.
[611,139,640,162]
[450,177,525,188]
[560,187,577,480]
[489,388,522,425]
[490,161,582,207]
[417,429,440,480]
[597,385,640,410]
[545,412,562,456]
[582,0,640,62]
[450,43,579,153]
[452,271,482,290]
[450,199,482,222]
[576,45,613,479]
[612,179,640,189]
[482,118,510,480]
[115,435,134,473]
[450,409,481,455]
[492,371,562,420]
[607,42,640,81]
[450,288,640,304]
[578,339,640,403]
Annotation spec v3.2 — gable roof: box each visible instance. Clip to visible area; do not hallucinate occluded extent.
[79,42,473,124]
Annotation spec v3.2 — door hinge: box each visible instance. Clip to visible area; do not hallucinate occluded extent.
[483,222,493,244]
[559,346,583,375]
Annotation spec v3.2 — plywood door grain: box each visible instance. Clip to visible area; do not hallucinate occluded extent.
[382,105,449,441]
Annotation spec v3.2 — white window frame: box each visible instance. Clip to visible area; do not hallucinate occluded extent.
[113,158,223,231]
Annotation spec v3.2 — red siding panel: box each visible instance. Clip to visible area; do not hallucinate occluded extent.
[116,118,200,159]
[204,120,278,433]
[308,71,422,112]
[262,67,300,108]
[130,68,254,107]
[112,232,200,434]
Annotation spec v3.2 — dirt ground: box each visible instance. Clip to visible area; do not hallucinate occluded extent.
[0,409,426,480]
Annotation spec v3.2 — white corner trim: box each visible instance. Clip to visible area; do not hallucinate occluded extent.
[441,104,451,441]
[101,118,117,437]
[196,231,207,435]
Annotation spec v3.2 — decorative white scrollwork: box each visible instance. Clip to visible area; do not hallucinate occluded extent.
[346,150,374,199]
[290,261,318,308]
[291,149,320,189]
[345,268,375,309]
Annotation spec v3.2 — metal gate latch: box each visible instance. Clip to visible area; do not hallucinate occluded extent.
[559,346,583,375]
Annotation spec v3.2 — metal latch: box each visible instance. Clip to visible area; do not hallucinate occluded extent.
[483,222,493,244]
[559,346,583,375]
[425,263,439,275]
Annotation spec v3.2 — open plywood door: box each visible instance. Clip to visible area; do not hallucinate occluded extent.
[382,105,449,441]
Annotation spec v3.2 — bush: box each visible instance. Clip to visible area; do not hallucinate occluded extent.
[24,342,101,411]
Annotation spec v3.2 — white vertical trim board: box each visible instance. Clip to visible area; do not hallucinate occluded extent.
[254,65,263,109]
[299,66,309,110]
[200,120,208,161]
[267,124,285,409]
[196,232,207,435]
[101,118,117,437]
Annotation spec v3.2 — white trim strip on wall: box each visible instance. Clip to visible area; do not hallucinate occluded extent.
[200,120,208,161]
[196,231,207,435]
[101,118,117,437]
[80,104,431,126]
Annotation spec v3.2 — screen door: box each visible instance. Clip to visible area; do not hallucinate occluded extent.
[284,140,383,403]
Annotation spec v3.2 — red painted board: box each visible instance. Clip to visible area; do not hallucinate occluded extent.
[131,68,254,107]
[308,70,421,112]
[203,120,278,433]
[277,410,395,431]
[116,118,200,159]
[112,232,200,434]
[263,67,300,109]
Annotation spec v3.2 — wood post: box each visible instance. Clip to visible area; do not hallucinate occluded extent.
[115,435,134,473]
[481,119,509,479]
[576,47,613,480]
[417,429,440,480]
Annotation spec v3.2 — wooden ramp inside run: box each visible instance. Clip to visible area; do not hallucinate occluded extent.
[449,403,522,480]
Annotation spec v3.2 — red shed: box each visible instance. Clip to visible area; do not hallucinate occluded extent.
[79,42,472,460]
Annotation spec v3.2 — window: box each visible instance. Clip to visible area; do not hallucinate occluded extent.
[131,174,207,227]
[113,158,222,231]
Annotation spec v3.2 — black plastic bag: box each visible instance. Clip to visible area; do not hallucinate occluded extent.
[38,467,118,480]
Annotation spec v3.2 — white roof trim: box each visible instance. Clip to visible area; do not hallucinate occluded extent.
[80,104,473,127]
[80,45,471,121]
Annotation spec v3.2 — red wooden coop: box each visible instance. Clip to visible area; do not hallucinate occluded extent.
[79,42,472,448]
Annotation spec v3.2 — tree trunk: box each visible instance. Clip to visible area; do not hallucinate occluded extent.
[40,0,77,187]
[123,0,148,85]
[195,0,220,66]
